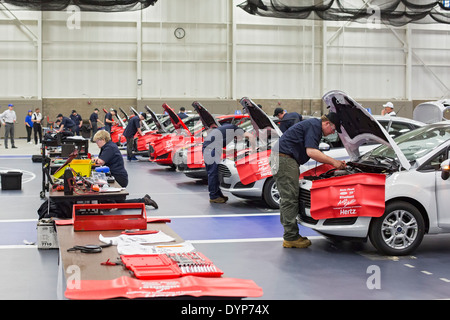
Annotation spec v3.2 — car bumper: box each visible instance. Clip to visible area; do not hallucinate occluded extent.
[218,160,265,199]
[298,181,371,239]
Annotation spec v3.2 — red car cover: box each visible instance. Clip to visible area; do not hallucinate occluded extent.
[310,172,386,220]
[235,149,272,186]
[65,275,263,300]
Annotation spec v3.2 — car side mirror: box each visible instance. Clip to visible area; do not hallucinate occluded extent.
[441,159,450,180]
[319,142,330,151]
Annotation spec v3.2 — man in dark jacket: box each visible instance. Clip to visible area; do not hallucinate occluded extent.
[271,113,346,249]
[89,108,104,142]
[56,114,76,133]
[273,107,303,133]
[203,123,255,203]
[70,110,83,136]
[123,112,146,161]
[104,109,117,133]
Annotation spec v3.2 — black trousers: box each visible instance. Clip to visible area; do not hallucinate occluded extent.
[90,122,98,142]
[26,126,33,142]
[33,123,42,144]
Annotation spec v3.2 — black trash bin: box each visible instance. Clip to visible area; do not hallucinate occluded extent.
[0,171,23,190]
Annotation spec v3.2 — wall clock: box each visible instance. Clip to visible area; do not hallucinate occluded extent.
[174,27,185,39]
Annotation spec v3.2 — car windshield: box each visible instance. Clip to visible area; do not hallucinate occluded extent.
[368,125,450,162]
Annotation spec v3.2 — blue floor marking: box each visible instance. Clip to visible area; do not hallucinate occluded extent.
[0,215,319,245]
[169,215,318,241]
[0,221,37,245]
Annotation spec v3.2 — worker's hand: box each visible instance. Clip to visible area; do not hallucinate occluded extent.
[332,159,346,170]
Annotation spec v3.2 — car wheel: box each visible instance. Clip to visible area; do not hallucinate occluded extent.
[263,177,280,209]
[369,201,425,256]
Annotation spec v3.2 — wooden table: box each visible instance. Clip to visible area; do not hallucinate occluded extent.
[49,181,129,203]
[55,220,263,300]
[56,222,183,281]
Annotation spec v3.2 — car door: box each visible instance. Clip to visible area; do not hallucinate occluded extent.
[432,147,450,228]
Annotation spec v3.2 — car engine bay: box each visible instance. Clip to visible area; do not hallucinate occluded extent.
[302,157,399,181]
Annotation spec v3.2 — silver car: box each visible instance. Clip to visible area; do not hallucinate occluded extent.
[298,90,450,256]
[218,109,424,209]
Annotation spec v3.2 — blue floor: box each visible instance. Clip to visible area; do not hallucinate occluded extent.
[2,148,450,300]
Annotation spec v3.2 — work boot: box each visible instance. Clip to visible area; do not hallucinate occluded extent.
[144,194,158,209]
[283,237,312,248]
[209,197,227,204]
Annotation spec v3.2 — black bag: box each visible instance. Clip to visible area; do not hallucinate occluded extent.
[37,199,73,219]
[31,155,42,163]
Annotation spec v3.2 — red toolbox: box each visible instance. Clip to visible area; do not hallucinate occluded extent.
[73,203,147,231]
[121,252,224,280]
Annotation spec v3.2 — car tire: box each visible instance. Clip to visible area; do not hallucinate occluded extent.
[369,201,425,256]
[262,177,280,209]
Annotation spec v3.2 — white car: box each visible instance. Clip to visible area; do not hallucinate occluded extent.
[298,90,450,256]
[218,106,424,209]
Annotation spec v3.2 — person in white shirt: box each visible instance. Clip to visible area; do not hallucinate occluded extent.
[32,107,43,144]
[381,102,396,116]
[0,104,17,149]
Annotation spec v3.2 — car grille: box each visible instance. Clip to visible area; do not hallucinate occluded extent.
[148,145,155,154]
[235,181,255,189]
[156,153,169,160]
[218,164,231,188]
[299,188,311,208]
[218,164,231,178]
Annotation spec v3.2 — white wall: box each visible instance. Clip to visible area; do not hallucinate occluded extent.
[1,0,450,101]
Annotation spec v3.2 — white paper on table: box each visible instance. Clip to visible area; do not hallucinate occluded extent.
[99,231,176,246]
[116,241,196,255]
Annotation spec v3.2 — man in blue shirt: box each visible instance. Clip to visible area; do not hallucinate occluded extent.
[273,107,303,133]
[177,107,188,119]
[89,108,104,142]
[56,114,76,133]
[271,113,346,249]
[92,130,158,209]
[123,112,146,161]
[203,123,255,203]
[104,109,117,133]
[70,110,83,136]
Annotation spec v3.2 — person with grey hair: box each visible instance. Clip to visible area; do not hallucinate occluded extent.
[92,130,158,209]
[0,104,17,149]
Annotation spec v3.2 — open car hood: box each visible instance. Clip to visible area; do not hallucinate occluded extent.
[239,97,282,138]
[323,90,411,170]
[413,100,450,124]
[145,105,167,133]
[119,107,129,123]
[192,101,220,129]
[162,103,190,133]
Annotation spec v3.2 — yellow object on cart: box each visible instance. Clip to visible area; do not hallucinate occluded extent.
[53,159,93,178]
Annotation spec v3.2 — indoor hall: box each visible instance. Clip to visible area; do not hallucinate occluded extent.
[2,141,450,301]
[1,0,450,304]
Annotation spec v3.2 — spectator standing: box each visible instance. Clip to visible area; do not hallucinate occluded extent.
[0,104,17,149]
[32,107,43,144]
[25,110,33,144]
[381,102,396,116]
